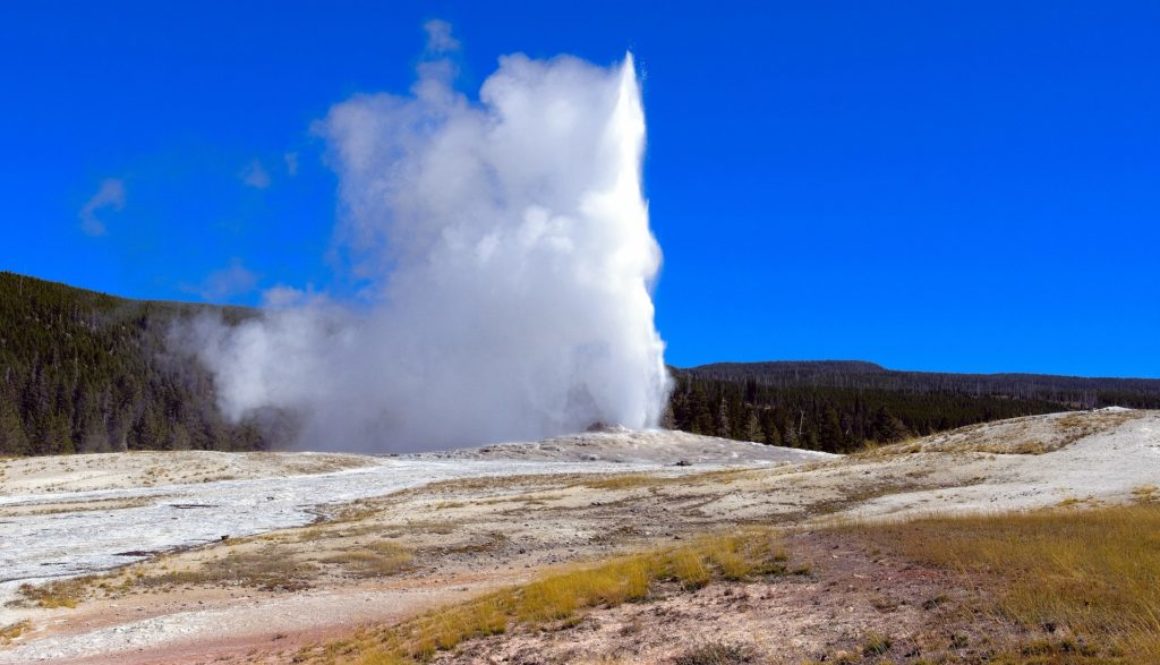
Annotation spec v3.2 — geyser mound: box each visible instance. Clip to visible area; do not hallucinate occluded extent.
[189,37,670,452]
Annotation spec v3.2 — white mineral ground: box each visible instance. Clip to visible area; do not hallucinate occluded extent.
[0,410,1156,664]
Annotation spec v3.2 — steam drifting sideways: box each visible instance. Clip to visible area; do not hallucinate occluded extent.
[189,33,671,452]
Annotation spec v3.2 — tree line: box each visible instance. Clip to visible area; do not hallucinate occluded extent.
[666,364,1160,453]
[0,272,267,455]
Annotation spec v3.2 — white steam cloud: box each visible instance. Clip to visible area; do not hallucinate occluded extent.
[190,32,669,451]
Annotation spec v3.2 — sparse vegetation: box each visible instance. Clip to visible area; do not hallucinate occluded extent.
[577,468,757,492]
[1132,484,1158,504]
[14,575,95,608]
[850,503,1160,663]
[580,474,667,490]
[672,640,757,665]
[302,529,790,664]
[0,495,153,518]
[928,409,1142,455]
[132,546,318,592]
[319,541,413,578]
[7,521,423,614]
[0,620,31,644]
[861,631,893,657]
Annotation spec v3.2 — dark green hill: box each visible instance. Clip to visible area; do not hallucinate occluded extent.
[668,361,1160,453]
[0,272,266,455]
[687,360,1160,404]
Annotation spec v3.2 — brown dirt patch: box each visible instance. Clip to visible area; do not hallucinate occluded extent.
[412,530,1006,665]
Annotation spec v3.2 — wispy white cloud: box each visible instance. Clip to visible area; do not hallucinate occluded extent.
[185,259,259,302]
[79,178,125,236]
[284,152,299,176]
[240,160,271,189]
[423,19,460,53]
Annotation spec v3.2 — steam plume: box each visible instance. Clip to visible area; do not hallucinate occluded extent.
[191,36,669,451]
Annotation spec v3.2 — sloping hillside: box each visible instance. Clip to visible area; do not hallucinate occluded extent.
[0,272,266,455]
[687,360,1160,405]
[667,361,1160,453]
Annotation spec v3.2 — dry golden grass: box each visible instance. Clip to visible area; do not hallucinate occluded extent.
[0,620,31,644]
[671,640,757,665]
[578,473,669,490]
[390,473,575,498]
[668,546,710,589]
[306,530,789,664]
[577,468,757,492]
[14,531,413,615]
[319,541,413,578]
[16,576,93,608]
[850,504,1160,663]
[381,520,459,537]
[1132,484,1158,504]
[1052,411,1138,446]
[0,496,156,519]
[929,410,1141,456]
[133,546,317,592]
[1055,495,1103,509]
[846,439,923,460]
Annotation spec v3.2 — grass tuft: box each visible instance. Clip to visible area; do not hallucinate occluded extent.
[319,541,413,579]
[16,577,93,608]
[861,631,893,656]
[0,620,31,644]
[672,640,756,665]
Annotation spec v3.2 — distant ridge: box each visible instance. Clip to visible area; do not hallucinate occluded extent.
[696,359,886,371]
[681,360,1160,405]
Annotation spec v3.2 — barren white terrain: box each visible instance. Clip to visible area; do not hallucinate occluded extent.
[0,409,1156,664]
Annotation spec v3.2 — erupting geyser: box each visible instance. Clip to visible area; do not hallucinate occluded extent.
[189,29,669,451]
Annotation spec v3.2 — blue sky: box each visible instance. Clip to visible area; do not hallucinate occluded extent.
[2,1,1157,377]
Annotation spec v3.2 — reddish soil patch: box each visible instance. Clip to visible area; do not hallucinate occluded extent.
[419,530,998,664]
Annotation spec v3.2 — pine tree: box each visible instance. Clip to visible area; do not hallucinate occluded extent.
[0,384,29,454]
[715,398,730,439]
[744,410,761,442]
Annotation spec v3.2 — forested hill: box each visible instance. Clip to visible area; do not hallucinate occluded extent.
[667,361,1160,453]
[0,272,266,455]
[688,361,1160,405]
